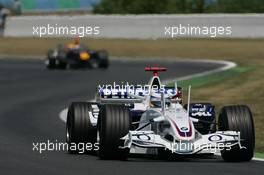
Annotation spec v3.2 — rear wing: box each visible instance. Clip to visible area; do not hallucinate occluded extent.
[98,98,143,104]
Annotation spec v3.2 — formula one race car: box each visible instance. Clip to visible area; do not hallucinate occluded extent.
[45,38,109,69]
[66,67,255,161]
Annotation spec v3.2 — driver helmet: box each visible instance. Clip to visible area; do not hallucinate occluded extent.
[73,36,80,45]
[150,96,161,108]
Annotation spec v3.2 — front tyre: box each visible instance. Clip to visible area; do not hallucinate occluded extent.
[66,102,97,154]
[218,105,255,162]
[98,105,130,160]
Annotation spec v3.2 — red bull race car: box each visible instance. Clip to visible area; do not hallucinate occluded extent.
[45,38,109,69]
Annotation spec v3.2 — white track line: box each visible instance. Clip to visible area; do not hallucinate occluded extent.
[253,157,264,161]
[163,60,236,84]
[59,108,68,123]
[215,153,264,161]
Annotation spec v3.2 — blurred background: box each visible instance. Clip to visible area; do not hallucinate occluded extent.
[1,0,264,14]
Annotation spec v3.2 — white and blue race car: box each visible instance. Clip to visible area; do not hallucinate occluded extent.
[66,67,255,161]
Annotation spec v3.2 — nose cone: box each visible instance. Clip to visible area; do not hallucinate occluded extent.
[167,106,195,141]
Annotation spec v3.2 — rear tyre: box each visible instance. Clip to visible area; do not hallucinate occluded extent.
[46,50,56,69]
[66,102,97,154]
[58,60,67,69]
[46,58,56,69]
[97,50,109,69]
[69,63,79,69]
[218,105,255,162]
[89,59,99,69]
[98,105,130,160]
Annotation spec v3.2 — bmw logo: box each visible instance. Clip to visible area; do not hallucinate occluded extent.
[180,127,189,132]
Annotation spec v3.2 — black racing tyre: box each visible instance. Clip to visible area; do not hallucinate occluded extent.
[89,58,99,69]
[157,148,174,160]
[58,60,67,69]
[98,105,130,160]
[46,50,56,69]
[46,58,56,69]
[218,105,255,162]
[66,102,97,154]
[97,50,109,69]
[69,63,79,69]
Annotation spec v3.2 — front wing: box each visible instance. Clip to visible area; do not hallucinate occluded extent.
[120,131,244,154]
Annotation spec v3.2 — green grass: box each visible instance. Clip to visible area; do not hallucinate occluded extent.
[255,152,264,159]
[168,66,255,89]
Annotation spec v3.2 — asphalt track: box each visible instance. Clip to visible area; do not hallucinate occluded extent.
[0,58,263,175]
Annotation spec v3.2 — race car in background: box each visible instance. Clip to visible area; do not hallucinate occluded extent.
[66,67,255,161]
[45,38,109,69]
